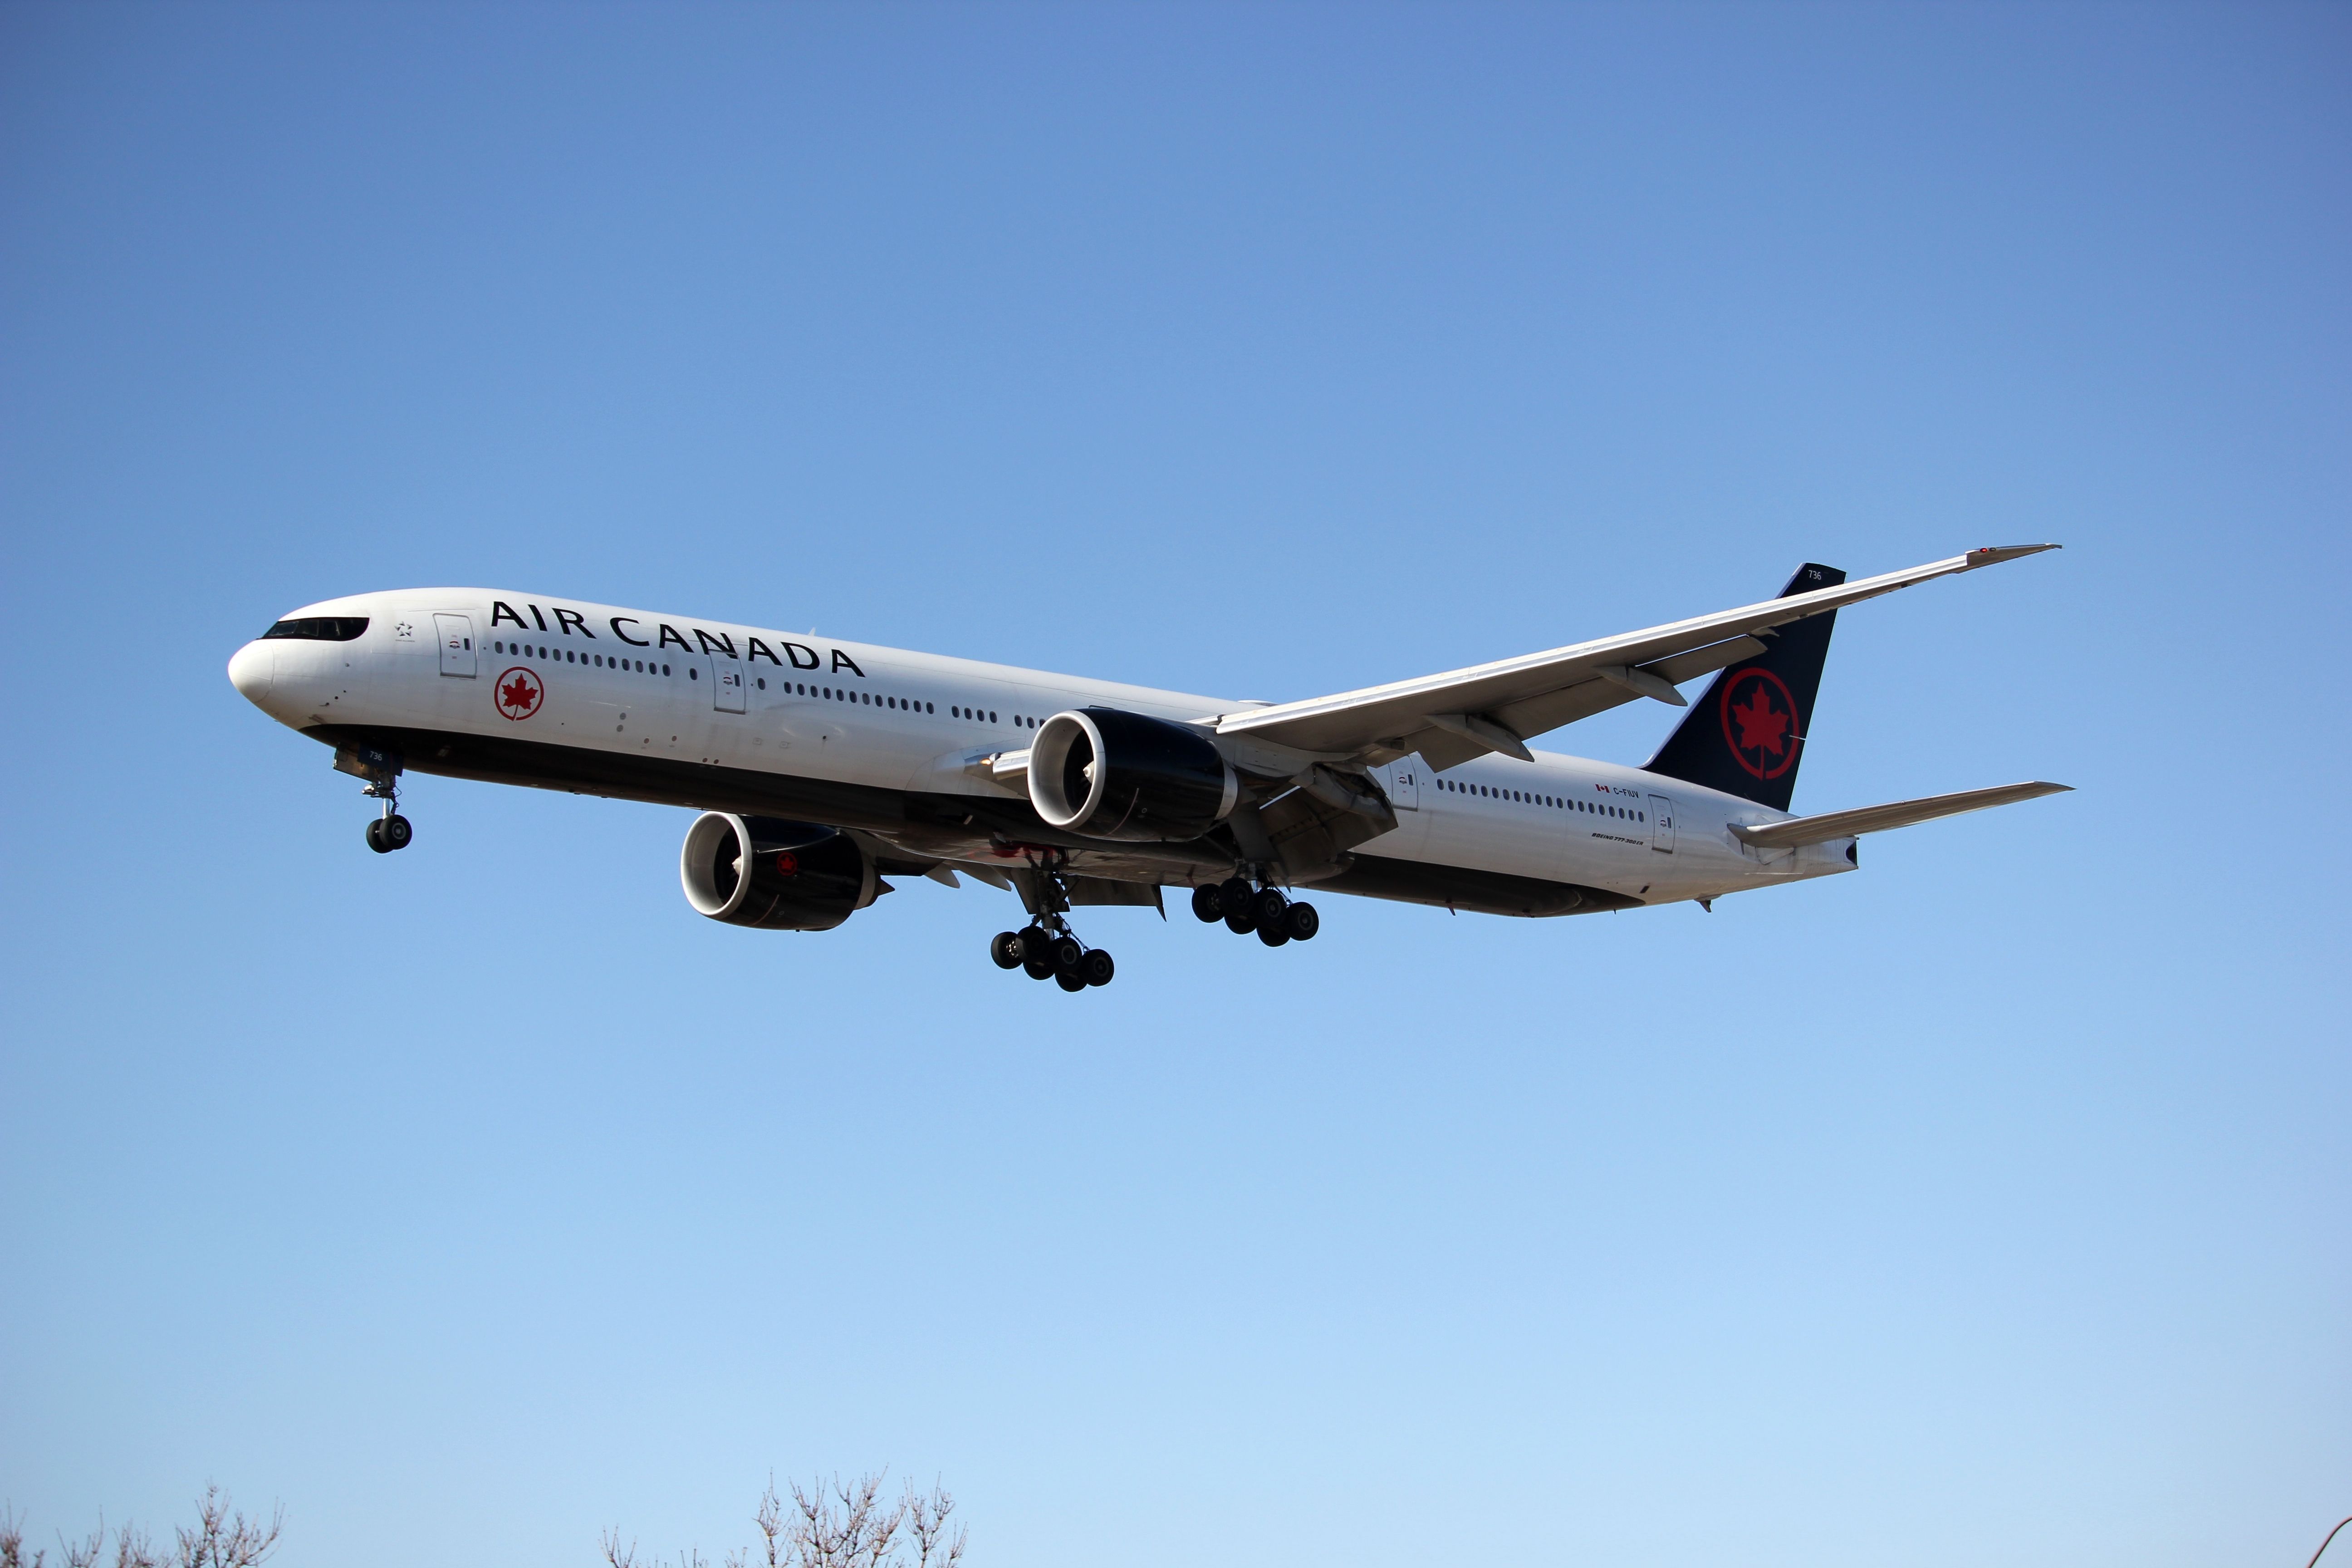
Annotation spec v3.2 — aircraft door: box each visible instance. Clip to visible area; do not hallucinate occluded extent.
[1648,793,1675,853]
[711,652,747,713]
[434,614,476,677]
[1385,757,1421,809]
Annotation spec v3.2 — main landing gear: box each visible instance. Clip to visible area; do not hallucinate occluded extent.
[1190,876,1318,946]
[989,923,1116,991]
[987,857,1115,991]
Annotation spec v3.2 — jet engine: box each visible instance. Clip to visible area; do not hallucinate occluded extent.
[1029,707,1239,841]
[680,813,879,931]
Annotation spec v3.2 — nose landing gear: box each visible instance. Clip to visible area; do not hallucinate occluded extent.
[1190,872,1318,948]
[340,747,413,854]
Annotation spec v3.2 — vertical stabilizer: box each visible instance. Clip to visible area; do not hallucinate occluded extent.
[1642,563,1844,811]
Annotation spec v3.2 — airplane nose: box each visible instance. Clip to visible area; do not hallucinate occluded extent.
[227,642,272,704]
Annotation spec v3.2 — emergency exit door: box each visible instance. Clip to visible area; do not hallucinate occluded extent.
[1648,794,1675,853]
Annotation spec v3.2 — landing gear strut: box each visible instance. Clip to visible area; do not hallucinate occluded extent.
[987,857,1115,990]
[1191,872,1318,948]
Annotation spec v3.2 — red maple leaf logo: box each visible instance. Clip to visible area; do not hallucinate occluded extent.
[1730,685,1788,755]
[495,668,542,719]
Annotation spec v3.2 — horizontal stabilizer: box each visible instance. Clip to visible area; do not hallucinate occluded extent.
[1727,781,2071,850]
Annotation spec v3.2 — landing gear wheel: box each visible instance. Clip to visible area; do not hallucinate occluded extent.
[990,931,1024,970]
[1055,968,1089,992]
[1216,877,1255,917]
[1079,949,1115,987]
[1282,901,1319,941]
[1018,925,1057,979]
[1190,885,1222,923]
[381,814,412,851]
[1049,935,1084,974]
[364,819,388,853]
[1258,922,1291,947]
[1252,888,1289,932]
[1224,908,1256,936]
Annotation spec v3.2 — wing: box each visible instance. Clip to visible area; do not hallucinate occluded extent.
[1212,545,2058,769]
[1727,781,2072,850]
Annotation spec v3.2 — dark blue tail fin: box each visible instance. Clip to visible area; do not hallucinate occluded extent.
[1642,563,1844,812]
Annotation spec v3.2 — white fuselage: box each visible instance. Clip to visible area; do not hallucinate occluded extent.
[229,588,1855,914]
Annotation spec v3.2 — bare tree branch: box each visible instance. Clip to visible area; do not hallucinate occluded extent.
[902,1483,963,1568]
[109,1526,161,1568]
[617,1470,966,1568]
[171,1485,280,1568]
[0,1503,40,1568]
[57,1517,103,1568]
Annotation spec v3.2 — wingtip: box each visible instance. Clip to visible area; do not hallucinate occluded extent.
[1965,543,2063,568]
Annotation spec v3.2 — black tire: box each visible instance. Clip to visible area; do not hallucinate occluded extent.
[382,814,413,850]
[1015,925,1049,961]
[1257,922,1291,947]
[1055,968,1088,992]
[1216,876,1255,916]
[1080,949,1115,986]
[1024,955,1056,980]
[1049,935,1083,972]
[989,931,1024,969]
[1253,888,1289,931]
[1283,901,1320,941]
[1190,885,1222,923]
[364,819,388,853]
[1224,909,1256,936]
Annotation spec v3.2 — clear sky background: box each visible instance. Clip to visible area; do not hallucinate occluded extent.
[2,5,2346,1565]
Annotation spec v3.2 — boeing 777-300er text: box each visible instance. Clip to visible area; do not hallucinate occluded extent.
[228,546,2069,990]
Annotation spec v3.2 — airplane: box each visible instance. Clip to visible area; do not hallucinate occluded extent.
[226,546,2069,990]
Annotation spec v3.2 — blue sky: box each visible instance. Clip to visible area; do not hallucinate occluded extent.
[2,5,2345,1565]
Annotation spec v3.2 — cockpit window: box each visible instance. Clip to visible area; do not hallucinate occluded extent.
[262,617,369,641]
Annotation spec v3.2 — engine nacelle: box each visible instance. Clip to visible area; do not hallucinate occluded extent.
[680,813,878,931]
[1029,707,1239,841]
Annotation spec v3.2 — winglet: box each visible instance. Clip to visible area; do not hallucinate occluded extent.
[1964,543,2062,568]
